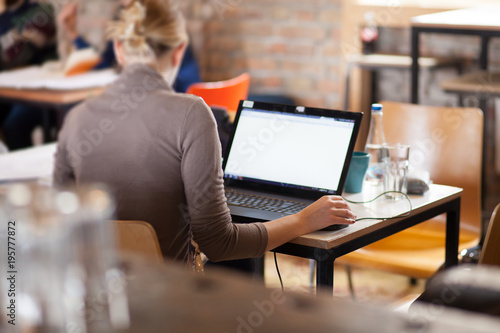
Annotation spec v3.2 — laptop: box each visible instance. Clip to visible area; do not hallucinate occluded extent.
[223,100,363,224]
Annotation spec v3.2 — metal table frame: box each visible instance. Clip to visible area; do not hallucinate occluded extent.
[273,196,461,293]
[411,26,500,106]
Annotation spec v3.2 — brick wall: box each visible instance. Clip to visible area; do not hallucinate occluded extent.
[180,0,342,108]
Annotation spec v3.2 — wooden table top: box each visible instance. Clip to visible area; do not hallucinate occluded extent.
[0,86,105,106]
[411,7,500,31]
[440,70,500,95]
[0,66,116,106]
[290,184,462,249]
[347,54,461,69]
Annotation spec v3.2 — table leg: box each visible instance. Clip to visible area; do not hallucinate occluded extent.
[315,249,335,294]
[480,36,490,70]
[478,35,490,237]
[444,198,461,268]
[42,109,52,143]
[411,27,420,104]
[480,96,488,214]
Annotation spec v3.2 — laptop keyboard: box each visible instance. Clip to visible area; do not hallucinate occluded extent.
[225,190,309,215]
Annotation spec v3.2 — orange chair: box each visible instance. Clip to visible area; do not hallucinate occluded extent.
[186,73,250,117]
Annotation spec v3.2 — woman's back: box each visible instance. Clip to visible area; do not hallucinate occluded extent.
[54,63,259,262]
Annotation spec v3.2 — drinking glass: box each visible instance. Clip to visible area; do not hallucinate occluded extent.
[383,144,410,200]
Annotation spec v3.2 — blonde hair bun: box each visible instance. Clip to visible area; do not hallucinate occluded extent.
[108,0,187,65]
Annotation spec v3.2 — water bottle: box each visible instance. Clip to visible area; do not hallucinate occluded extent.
[365,103,386,185]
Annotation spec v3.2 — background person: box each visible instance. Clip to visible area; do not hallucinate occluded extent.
[0,0,58,150]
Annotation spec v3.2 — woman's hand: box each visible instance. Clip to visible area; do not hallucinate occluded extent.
[58,2,78,41]
[297,196,356,234]
[264,196,356,251]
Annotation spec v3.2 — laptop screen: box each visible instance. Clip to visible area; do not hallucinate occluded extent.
[223,100,362,199]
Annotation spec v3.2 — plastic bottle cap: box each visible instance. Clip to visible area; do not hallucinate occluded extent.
[371,103,383,111]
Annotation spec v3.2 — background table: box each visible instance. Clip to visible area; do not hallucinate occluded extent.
[0,86,105,106]
[0,86,105,143]
[0,66,115,143]
[411,7,500,105]
[410,7,500,217]
[344,54,462,110]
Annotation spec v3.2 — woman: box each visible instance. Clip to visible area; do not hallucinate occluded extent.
[53,0,356,265]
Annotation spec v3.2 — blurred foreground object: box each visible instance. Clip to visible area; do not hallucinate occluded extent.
[105,255,500,333]
[411,265,500,317]
[0,183,130,332]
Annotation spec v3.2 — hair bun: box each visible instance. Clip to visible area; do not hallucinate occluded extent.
[123,2,146,38]
[108,0,188,66]
[126,1,146,23]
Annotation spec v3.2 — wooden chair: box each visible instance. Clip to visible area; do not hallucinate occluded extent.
[337,101,483,279]
[186,72,250,117]
[479,203,500,266]
[111,220,163,264]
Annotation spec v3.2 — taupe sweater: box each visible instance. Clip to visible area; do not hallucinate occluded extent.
[53,63,268,262]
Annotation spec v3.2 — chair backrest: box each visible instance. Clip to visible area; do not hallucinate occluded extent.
[479,203,500,266]
[186,73,250,113]
[111,220,163,264]
[379,101,483,238]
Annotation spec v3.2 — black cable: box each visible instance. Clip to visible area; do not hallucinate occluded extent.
[342,190,413,221]
[274,252,284,292]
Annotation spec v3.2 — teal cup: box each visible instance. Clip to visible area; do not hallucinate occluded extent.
[344,151,370,193]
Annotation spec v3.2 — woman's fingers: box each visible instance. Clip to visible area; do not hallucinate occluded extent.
[299,195,357,232]
[330,208,357,221]
[324,198,356,221]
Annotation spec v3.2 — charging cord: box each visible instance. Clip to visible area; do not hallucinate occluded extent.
[274,252,284,292]
[342,190,413,221]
